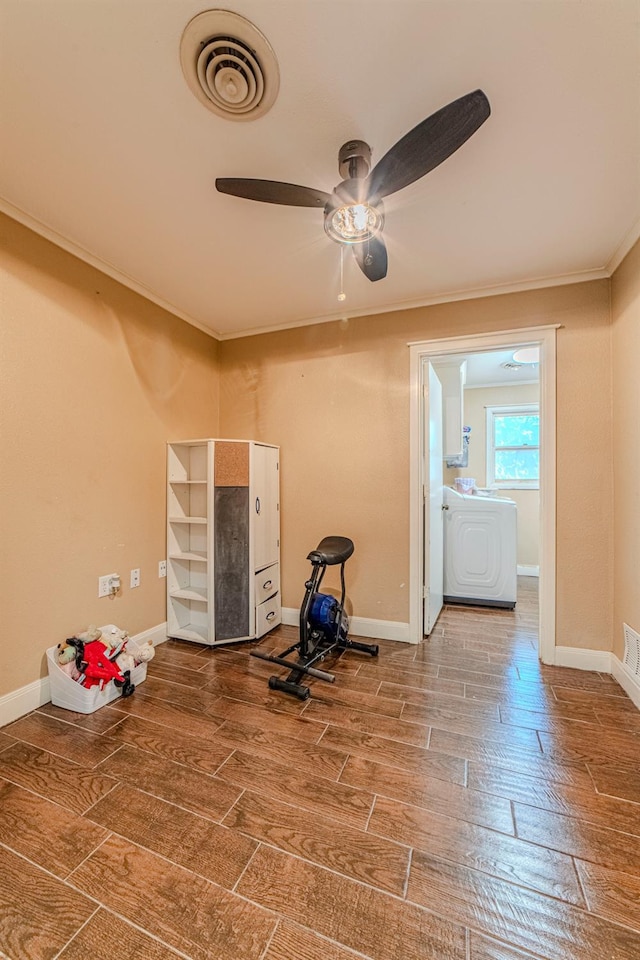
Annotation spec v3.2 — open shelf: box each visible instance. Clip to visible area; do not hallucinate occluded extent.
[170,586,208,603]
[168,593,208,643]
[168,551,207,563]
[167,443,208,483]
[167,626,209,644]
[168,516,207,524]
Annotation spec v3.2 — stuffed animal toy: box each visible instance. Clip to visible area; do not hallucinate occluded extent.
[76,625,103,644]
[115,648,136,674]
[116,635,155,673]
[76,639,135,697]
[55,640,81,681]
[127,636,155,665]
[102,626,129,660]
[77,624,130,661]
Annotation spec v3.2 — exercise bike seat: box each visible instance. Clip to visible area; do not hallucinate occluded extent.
[307,536,354,566]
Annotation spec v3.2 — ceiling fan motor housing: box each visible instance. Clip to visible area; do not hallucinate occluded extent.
[338,140,372,179]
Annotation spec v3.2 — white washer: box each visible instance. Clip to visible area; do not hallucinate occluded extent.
[443,486,517,608]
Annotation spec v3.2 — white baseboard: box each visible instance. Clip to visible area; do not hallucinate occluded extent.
[611,654,640,710]
[281,607,411,644]
[517,565,540,577]
[0,622,168,728]
[0,677,52,729]
[134,622,168,647]
[553,646,612,672]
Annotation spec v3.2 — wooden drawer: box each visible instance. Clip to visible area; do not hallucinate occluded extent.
[255,562,279,604]
[256,593,281,638]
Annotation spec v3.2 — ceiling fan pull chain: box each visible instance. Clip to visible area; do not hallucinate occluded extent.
[338,245,346,301]
[364,235,373,267]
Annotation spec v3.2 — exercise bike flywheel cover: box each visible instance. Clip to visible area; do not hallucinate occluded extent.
[309,592,338,628]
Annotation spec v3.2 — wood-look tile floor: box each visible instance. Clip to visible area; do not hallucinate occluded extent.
[1,578,640,959]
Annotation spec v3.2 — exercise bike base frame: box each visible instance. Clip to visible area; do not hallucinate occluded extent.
[250,536,379,700]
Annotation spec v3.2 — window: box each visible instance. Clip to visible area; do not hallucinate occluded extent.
[486,403,539,489]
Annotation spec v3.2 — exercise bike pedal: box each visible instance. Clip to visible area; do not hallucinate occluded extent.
[268,676,310,700]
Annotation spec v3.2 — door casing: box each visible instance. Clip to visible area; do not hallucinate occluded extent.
[425,363,444,634]
[408,326,558,663]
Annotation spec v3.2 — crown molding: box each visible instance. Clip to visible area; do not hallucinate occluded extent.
[0,197,222,340]
[606,217,640,274]
[220,268,609,340]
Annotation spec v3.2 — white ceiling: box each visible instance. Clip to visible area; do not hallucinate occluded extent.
[463,350,539,388]
[1,1,639,340]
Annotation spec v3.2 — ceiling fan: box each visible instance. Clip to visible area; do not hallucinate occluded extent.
[216,89,490,282]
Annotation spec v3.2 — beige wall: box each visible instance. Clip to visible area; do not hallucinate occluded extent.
[1,211,624,700]
[0,215,220,695]
[220,280,613,650]
[611,238,640,660]
[445,383,540,567]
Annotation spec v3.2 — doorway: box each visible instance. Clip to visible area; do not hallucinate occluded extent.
[409,326,557,664]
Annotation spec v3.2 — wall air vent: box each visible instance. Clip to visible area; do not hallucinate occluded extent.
[623,623,640,678]
[180,9,279,121]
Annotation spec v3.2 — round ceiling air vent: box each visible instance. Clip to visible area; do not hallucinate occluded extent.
[180,10,279,121]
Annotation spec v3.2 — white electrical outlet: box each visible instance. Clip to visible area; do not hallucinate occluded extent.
[130,568,141,589]
[98,573,119,598]
[158,560,167,578]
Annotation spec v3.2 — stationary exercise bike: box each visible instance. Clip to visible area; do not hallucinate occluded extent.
[251,536,379,699]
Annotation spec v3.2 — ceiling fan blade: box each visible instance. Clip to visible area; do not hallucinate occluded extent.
[366,90,491,200]
[352,236,388,282]
[216,178,331,208]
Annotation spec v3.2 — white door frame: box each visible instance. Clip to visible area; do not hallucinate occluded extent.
[425,362,444,634]
[409,325,558,664]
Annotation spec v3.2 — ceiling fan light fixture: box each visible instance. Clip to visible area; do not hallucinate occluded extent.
[324,200,384,244]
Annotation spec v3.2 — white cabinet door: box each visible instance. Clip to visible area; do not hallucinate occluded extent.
[431,358,467,459]
[252,444,279,571]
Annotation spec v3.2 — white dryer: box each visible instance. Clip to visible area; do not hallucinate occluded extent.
[443,486,517,608]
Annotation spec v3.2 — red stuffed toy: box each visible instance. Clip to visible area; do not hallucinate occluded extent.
[77,639,135,697]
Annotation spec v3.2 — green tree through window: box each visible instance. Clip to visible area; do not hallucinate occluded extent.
[486,404,539,487]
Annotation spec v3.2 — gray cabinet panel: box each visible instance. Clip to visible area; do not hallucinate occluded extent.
[214,486,250,640]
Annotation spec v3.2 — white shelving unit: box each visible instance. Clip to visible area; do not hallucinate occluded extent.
[166,441,211,643]
[166,439,280,646]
